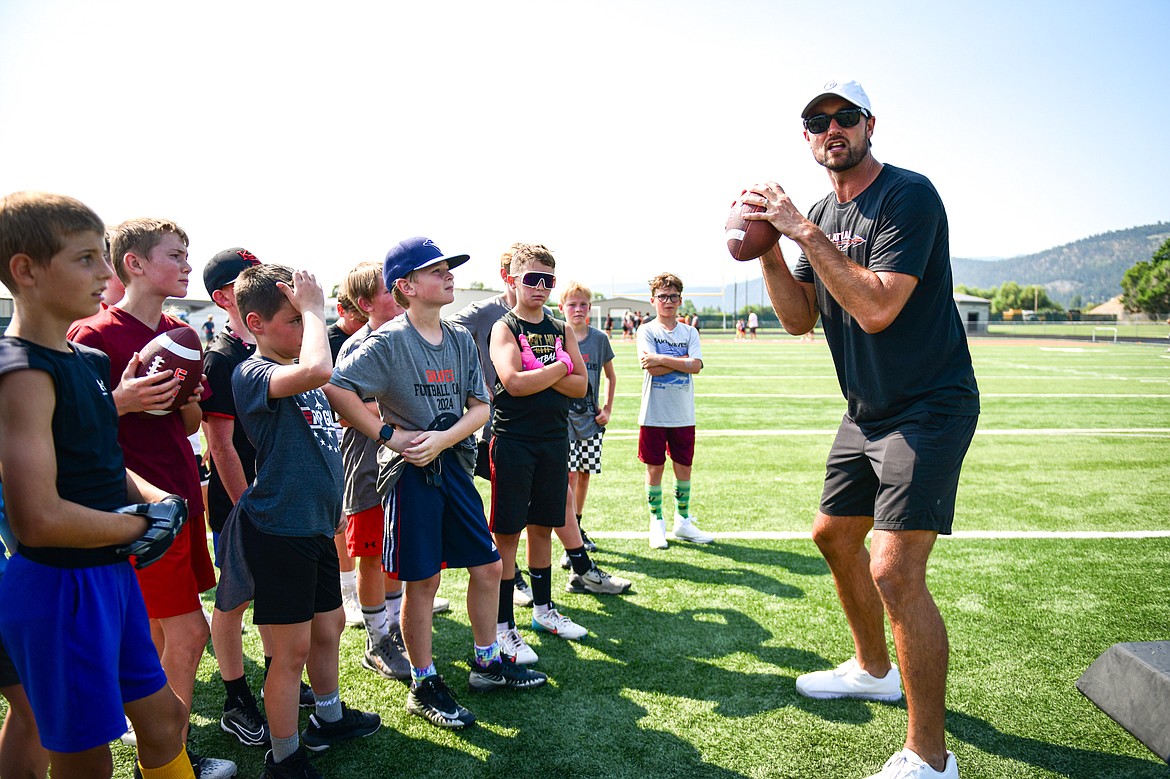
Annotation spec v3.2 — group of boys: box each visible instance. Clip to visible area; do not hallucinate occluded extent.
[0,192,718,778]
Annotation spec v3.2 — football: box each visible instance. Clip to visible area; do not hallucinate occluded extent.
[136,327,203,416]
[725,197,780,261]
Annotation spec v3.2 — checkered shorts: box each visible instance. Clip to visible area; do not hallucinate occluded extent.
[568,431,605,473]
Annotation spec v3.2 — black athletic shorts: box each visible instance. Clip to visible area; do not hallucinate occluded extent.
[488,436,569,535]
[0,633,19,688]
[242,520,342,625]
[820,411,978,535]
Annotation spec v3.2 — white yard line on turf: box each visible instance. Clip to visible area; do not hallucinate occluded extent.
[604,428,1170,439]
[582,530,1170,540]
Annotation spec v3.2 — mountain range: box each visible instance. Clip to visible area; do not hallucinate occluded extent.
[950,222,1169,307]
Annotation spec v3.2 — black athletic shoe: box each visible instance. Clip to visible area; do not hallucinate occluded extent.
[580,527,597,553]
[301,703,381,752]
[220,697,270,747]
[468,654,549,692]
[298,681,315,708]
[261,680,315,708]
[261,746,321,779]
[406,675,476,729]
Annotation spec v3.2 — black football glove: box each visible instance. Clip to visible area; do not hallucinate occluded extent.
[115,494,188,570]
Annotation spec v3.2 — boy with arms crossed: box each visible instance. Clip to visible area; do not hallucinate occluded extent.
[488,244,600,661]
[328,237,546,730]
[68,218,233,778]
[229,265,380,778]
[638,273,713,549]
[0,191,194,779]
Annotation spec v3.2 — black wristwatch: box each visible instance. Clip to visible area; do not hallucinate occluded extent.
[376,422,395,447]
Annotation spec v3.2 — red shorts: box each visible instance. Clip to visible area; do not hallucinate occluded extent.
[637,425,696,467]
[345,505,385,558]
[135,510,216,620]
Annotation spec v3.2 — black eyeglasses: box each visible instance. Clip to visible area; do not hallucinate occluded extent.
[803,108,868,135]
[654,294,681,303]
[515,271,556,289]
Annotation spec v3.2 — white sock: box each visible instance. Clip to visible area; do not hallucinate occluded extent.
[384,590,403,626]
[340,569,357,598]
[362,604,388,643]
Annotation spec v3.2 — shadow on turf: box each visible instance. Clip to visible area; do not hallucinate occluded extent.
[946,709,1168,778]
[602,542,827,600]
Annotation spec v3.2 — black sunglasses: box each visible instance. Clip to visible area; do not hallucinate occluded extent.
[515,271,556,289]
[803,108,869,135]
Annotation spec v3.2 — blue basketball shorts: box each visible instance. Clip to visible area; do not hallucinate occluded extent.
[384,451,499,581]
[0,556,167,752]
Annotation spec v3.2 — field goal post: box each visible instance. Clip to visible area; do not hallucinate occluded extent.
[1092,326,1118,343]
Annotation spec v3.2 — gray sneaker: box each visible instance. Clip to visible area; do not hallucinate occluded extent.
[566,565,632,595]
[362,631,411,682]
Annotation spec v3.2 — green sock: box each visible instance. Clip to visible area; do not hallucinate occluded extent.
[675,480,692,518]
[647,483,663,519]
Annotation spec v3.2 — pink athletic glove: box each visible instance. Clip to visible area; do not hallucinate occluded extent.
[554,336,574,375]
[518,333,543,371]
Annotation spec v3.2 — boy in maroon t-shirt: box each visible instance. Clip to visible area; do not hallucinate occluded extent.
[69,218,232,777]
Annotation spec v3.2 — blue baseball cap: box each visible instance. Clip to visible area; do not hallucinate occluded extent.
[383,237,470,289]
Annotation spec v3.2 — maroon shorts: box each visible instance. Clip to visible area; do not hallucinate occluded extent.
[637,425,695,467]
[345,505,384,559]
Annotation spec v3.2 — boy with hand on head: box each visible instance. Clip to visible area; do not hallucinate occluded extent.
[0,191,194,779]
[327,237,547,731]
[488,244,600,661]
[200,247,285,749]
[68,218,233,779]
[638,273,712,549]
[334,261,410,684]
[229,265,380,778]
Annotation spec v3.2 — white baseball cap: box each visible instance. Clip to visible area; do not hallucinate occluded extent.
[802,79,873,118]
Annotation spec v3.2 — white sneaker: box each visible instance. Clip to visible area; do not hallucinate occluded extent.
[673,514,714,544]
[531,605,588,640]
[796,658,903,702]
[649,516,668,549]
[120,716,136,746]
[497,625,539,664]
[865,748,958,779]
[512,571,534,608]
[341,589,363,628]
[432,596,451,615]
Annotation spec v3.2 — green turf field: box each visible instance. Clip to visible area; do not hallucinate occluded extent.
[88,337,1170,775]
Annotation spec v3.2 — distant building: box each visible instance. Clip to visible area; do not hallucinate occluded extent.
[954,292,991,334]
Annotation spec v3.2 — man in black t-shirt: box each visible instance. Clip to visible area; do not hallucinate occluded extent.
[745,80,977,779]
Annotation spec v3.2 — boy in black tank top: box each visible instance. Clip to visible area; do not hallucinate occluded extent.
[487,244,593,661]
[0,191,195,779]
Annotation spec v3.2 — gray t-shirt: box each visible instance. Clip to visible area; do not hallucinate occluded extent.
[337,323,384,516]
[567,326,615,441]
[233,356,344,537]
[637,320,701,427]
[330,315,488,488]
[446,294,509,439]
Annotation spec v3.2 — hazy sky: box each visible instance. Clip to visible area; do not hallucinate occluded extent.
[2,0,1166,298]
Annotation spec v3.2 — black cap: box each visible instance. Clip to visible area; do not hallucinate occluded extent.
[204,248,262,296]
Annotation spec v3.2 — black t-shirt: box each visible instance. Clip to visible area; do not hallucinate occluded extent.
[491,312,569,441]
[0,337,127,565]
[793,164,979,430]
[199,327,256,532]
